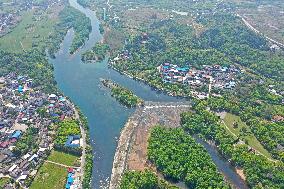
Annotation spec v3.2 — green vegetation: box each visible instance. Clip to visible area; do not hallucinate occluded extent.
[30,162,67,189]
[47,5,92,56]
[77,0,92,8]
[101,79,144,107]
[222,113,271,158]
[0,50,57,93]
[78,109,93,189]
[208,86,284,161]
[181,101,284,188]
[81,43,109,63]
[0,5,61,53]
[47,150,79,166]
[0,3,91,56]
[60,6,91,54]
[120,170,178,189]
[0,1,92,189]
[0,178,10,188]
[112,14,283,97]
[82,147,93,189]
[148,126,229,188]
[113,87,142,107]
[13,127,39,157]
[83,0,284,186]
[99,24,104,34]
[55,119,80,145]
[197,14,283,81]
[232,0,284,44]
[111,84,143,108]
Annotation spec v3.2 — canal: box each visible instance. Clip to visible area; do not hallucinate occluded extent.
[49,0,247,188]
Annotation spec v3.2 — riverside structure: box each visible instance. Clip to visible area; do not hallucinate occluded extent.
[50,0,250,188]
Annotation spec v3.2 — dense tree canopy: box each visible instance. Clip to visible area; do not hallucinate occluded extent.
[148,126,229,189]
[47,5,92,56]
[120,170,178,189]
[181,102,284,188]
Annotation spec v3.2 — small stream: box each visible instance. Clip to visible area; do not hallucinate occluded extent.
[194,136,248,189]
[49,0,248,188]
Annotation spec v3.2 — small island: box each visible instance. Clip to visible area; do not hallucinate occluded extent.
[101,78,144,108]
[81,43,109,63]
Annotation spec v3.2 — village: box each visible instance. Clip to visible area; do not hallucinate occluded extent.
[0,73,83,189]
[157,62,242,99]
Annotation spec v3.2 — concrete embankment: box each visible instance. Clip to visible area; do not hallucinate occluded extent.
[109,101,191,189]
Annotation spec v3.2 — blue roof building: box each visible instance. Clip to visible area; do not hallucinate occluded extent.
[65,183,71,189]
[163,65,170,69]
[64,135,80,148]
[59,97,66,102]
[67,173,73,178]
[10,130,22,139]
[18,85,23,93]
[67,177,74,184]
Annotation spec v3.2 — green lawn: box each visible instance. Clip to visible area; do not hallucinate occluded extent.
[0,178,10,188]
[29,162,67,189]
[47,150,79,166]
[223,113,272,159]
[0,6,59,52]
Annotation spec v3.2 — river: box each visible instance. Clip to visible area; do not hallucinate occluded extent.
[49,0,247,188]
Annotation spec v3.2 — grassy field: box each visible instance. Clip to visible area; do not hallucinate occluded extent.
[30,162,67,189]
[223,113,272,158]
[47,150,79,166]
[0,178,10,188]
[0,4,62,53]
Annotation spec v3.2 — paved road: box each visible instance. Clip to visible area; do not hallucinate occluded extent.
[74,106,87,179]
[237,13,284,49]
[221,120,278,163]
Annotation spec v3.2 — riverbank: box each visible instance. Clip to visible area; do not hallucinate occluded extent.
[193,136,248,189]
[109,65,191,98]
[109,101,191,188]
[100,78,144,108]
[110,100,251,189]
[51,0,190,188]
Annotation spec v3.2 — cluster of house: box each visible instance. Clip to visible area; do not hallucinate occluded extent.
[112,50,131,63]
[0,13,17,35]
[65,168,80,189]
[0,73,76,188]
[158,63,241,89]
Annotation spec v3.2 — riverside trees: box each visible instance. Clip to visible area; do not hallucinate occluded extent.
[148,126,229,189]
[181,101,284,188]
[120,170,178,189]
[81,43,109,63]
[101,79,144,107]
[47,5,92,56]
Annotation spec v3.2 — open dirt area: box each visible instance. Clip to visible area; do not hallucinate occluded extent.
[109,101,191,189]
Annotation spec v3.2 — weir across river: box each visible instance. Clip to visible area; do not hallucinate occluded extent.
[50,0,248,188]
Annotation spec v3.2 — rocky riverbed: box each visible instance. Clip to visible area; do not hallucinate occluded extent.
[109,101,192,188]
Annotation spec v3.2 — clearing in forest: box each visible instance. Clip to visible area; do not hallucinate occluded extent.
[222,112,272,159]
